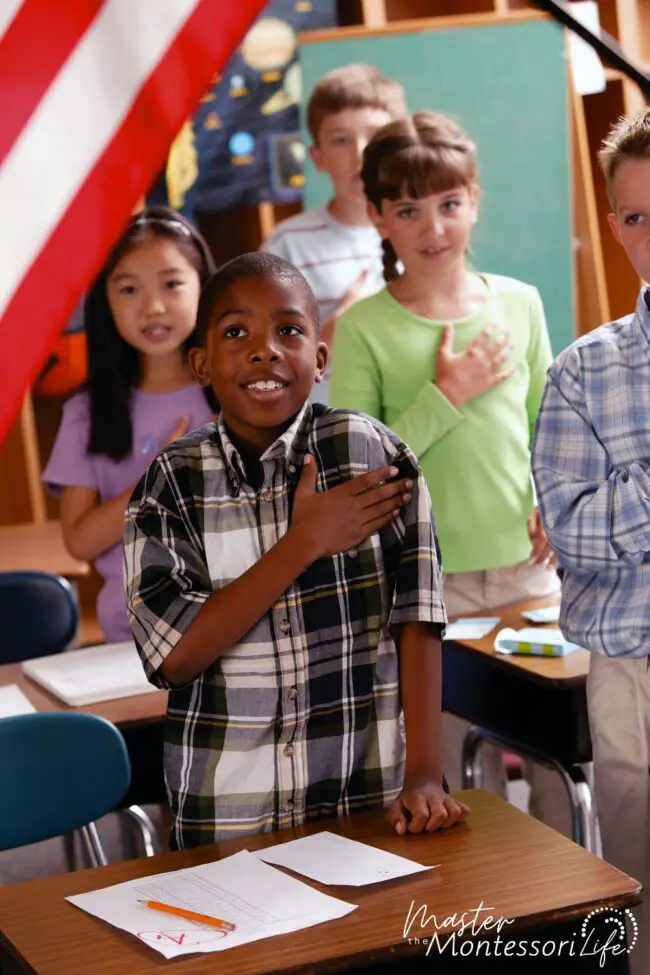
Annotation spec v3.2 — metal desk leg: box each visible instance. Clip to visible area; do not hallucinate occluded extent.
[461,725,600,853]
[569,763,601,856]
[461,726,487,789]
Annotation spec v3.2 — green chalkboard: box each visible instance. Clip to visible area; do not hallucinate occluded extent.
[299,18,573,354]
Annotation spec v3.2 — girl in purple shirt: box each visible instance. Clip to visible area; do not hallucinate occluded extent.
[44,207,216,643]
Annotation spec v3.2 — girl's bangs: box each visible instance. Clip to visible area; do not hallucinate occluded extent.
[378,144,474,200]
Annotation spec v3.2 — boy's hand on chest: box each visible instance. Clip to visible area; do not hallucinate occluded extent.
[290,455,412,561]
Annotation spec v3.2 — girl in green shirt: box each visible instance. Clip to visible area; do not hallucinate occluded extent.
[329,110,567,834]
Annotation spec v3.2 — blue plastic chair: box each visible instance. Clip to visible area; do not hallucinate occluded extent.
[0,571,77,663]
[0,712,131,865]
[0,570,161,860]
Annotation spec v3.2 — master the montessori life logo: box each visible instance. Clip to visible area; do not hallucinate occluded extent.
[403,900,638,965]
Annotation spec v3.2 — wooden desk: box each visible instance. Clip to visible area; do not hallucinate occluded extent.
[443,596,596,849]
[443,596,591,767]
[451,596,590,687]
[0,660,166,730]
[0,791,641,975]
[0,520,88,579]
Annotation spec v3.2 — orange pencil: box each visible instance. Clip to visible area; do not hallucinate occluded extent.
[137,899,236,932]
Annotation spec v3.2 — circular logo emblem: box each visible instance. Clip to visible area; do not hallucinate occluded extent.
[581,907,638,954]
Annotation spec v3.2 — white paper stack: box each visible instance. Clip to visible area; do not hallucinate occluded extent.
[444,618,500,641]
[0,684,36,717]
[521,605,560,624]
[255,831,432,886]
[22,641,159,706]
[67,850,356,959]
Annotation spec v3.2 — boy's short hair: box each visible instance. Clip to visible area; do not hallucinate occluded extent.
[306,64,406,143]
[598,109,650,207]
[196,252,320,344]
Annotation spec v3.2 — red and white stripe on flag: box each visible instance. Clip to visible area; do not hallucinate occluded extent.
[0,0,267,444]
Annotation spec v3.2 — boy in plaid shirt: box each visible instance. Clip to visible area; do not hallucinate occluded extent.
[125,252,467,848]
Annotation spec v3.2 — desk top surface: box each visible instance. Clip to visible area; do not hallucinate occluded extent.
[449,596,590,688]
[0,660,167,728]
[0,520,88,579]
[0,791,640,975]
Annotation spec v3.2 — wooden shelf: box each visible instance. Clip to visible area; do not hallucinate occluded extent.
[583,76,642,319]
[385,0,495,19]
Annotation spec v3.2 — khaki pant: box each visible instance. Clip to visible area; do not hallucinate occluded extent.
[443,561,574,837]
[587,653,650,975]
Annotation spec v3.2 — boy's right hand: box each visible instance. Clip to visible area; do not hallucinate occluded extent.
[435,324,515,409]
[292,455,412,560]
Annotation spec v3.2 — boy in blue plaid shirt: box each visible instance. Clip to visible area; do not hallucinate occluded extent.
[125,252,468,849]
[532,110,650,973]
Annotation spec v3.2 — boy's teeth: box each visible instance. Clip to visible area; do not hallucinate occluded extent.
[247,380,285,390]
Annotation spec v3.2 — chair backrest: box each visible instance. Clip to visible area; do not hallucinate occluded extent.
[0,712,131,850]
[0,571,78,664]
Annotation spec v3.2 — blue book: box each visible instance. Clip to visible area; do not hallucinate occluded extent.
[494,627,581,657]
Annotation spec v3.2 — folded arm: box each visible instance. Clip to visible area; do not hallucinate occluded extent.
[532,357,650,571]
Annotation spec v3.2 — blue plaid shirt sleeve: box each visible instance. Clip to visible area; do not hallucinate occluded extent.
[532,348,650,571]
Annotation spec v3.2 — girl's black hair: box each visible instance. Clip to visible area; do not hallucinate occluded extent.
[84,205,215,461]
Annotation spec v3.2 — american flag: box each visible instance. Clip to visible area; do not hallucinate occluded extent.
[0,0,266,442]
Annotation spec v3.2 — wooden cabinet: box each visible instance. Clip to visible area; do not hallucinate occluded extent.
[2,0,645,537]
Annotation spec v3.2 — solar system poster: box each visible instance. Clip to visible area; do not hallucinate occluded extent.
[150,0,338,217]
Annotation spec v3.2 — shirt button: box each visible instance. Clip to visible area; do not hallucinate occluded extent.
[284,744,295,757]
[288,464,296,473]
[287,687,298,700]
[348,548,358,558]
[285,800,295,812]
[262,489,274,502]
[279,619,291,634]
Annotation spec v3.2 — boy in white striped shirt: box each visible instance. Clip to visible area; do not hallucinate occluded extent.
[262,65,406,404]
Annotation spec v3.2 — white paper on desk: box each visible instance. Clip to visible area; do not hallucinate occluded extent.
[0,684,35,717]
[255,831,432,886]
[67,849,356,959]
[444,618,500,641]
[568,1,606,95]
[521,605,560,624]
[21,641,158,706]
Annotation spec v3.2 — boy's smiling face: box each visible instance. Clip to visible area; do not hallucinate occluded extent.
[608,157,650,283]
[190,274,327,455]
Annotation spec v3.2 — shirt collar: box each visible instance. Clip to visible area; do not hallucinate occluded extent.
[216,402,313,496]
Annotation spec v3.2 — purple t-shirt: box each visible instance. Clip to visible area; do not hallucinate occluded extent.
[43,384,214,642]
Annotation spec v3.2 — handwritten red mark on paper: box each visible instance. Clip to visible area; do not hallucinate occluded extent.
[137,928,228,947]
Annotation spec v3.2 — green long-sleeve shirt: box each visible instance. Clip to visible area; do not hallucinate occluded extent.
[329,274,553,574]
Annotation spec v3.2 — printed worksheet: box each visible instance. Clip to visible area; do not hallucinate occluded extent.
[67,850,356,959]
[256,831,432,886]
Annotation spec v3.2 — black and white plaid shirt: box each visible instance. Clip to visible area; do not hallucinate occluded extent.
[124,404,446,849]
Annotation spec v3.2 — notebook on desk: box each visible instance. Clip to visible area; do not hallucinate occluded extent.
[21,641,158,706]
